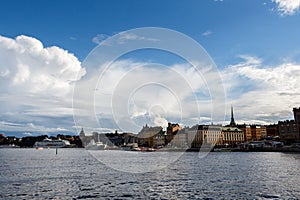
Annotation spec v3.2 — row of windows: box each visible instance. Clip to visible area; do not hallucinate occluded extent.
[280,124,296,127]
[223,133,244,141]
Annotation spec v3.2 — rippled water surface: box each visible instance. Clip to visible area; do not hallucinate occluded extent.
[1,149,300,199]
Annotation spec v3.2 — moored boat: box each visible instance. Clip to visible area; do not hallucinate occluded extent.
[33,138,70,148]
[85,139,107,150]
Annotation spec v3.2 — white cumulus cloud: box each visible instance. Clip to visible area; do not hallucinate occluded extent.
[0,35,86,134]
[222,55,300,124]
[273,0,300,15]
[73,59,221,133]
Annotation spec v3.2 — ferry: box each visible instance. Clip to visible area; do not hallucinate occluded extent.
[33,138,70,148]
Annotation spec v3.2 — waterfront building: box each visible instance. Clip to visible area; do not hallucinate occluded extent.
[186,125,199,148]
[238,124,267,141]
[223,106,245,145]
[189,125,203,148]
[251,125,266,141]
[137,124,163,147]
[153,131,166,147]
[278,107,300,143]
[222,127,244,145]
[105,131,123,146]
[183,125,222,148]
[261,125,267,139]
[238,125,252,141]
[293,107,300,140]
[266,124,279,137]
[166,123,181,144]
[169,128,188,148]
[202,125,223,145]
[278,120,298,143]
[122,133,138,145]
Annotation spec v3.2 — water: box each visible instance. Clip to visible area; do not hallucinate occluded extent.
[1,149,300,199]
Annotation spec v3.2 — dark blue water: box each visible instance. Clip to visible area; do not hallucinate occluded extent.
[1,149,300,199]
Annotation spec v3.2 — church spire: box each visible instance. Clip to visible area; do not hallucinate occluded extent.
[230,105,236,127]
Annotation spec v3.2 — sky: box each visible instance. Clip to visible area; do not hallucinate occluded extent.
[0,0,300,136]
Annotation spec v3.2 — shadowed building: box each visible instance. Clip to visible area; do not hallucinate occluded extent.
[293,107,300,141]
[278,120,297,143]
[137,124,163,147]
[266,124,279,138]
[278,107,300,143]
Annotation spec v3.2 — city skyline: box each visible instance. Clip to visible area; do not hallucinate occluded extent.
[1,0,300,136]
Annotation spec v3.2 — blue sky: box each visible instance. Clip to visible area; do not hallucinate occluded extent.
[0,0,300,136]
[1,0,300,64]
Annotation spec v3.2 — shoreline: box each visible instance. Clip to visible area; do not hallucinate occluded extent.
[1,145,300,153]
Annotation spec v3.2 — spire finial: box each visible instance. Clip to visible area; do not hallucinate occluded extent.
[230,105,236,127]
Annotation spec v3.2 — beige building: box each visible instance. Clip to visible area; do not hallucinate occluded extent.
[169,128,188,148]
[166,123,181,144]
[221,106,245,145]
[169,125,222,148]
[186,125,222,148]
[222,127,244,145]
[202,125,223,145]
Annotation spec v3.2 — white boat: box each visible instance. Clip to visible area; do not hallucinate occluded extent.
[85,139,107,150]
[33,138,70,148]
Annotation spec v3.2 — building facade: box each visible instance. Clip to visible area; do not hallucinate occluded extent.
[278,107,300,143]
[293,107,300,140]
[169,128,188,148]
[222,127,244,145]
[166,123,181,144]
[168,125,222,148]
[238,125,267,141]
[266,124,279,138]
[202,125,223,145]
[278,120,298,143]
[238,125,252,142]
[188,125,222,148]
[137,124,163,147]
[222,106,245,145]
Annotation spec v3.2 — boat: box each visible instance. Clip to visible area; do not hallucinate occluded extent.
[33,138,70,148]
[85,139,107,150]
[213,148,232,152]
[121,143,141,151]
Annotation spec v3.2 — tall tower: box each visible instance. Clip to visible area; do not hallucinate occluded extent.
[230,105,237,127]
[294,107,300,123]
